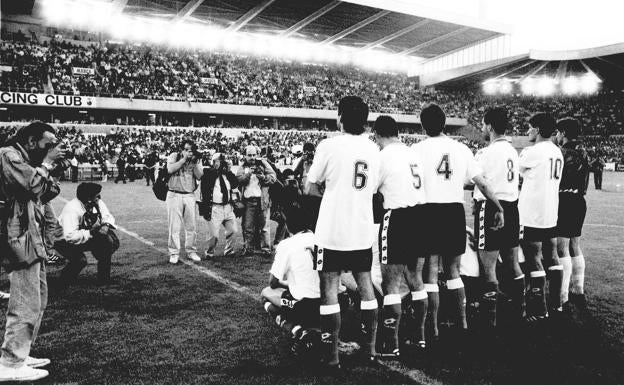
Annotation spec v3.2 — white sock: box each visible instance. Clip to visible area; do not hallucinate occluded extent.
[560,256,572,304]
[570,255,585,294]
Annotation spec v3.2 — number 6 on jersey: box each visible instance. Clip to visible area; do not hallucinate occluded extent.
[353,160,368,190]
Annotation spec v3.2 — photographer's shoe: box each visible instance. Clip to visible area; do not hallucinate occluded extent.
[25,357,50,368]
[0,364,48,382]
[188,253,201,262]
[169,255,179,264]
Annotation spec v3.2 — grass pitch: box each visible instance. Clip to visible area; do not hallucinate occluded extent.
[0,173,622,385]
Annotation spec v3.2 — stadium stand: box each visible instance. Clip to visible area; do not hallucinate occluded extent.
[1,36,623,136]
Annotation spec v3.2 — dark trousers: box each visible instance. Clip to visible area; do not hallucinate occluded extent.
[242,198,265,252]
[115,168,126,183]
[71,166,78,183]
[55,239,113,284]
[145,167,155,186]
[594,171,603,190]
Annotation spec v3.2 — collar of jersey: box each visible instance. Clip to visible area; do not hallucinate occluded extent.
[491,136,511,144]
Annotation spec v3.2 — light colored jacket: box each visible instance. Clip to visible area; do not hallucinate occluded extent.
[0,144,60,271]
[58,198,116,245]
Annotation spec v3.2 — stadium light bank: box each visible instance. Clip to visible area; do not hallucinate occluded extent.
[482,74,601,96]
[39,0,419,73]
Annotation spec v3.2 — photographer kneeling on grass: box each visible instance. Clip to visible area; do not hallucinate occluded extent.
[55,182,119,287]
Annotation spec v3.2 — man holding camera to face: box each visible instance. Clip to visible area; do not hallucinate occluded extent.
[0,122,67,381]
[166,139,203,264]
[236,146,276,257]
[200,153,239,259]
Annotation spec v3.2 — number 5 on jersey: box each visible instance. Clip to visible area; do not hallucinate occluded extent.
[353,161,368,190]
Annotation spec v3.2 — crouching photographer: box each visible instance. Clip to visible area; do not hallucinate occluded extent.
[55,182,119,287]
[199,153,239,258]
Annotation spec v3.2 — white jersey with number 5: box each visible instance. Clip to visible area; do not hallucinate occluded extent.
[518,141,564,228]
[473,137,519,202]
[307,134,380,250]
[411,136,482,203]
[378,142,426,209]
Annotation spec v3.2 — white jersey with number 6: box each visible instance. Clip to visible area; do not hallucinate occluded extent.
[378,142,426,209]
[411,136,482,203]
[473,137,519,202]
[307,134,380,251]
[518,141,564,228]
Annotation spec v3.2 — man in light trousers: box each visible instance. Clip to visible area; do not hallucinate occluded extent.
[166,139,203,264]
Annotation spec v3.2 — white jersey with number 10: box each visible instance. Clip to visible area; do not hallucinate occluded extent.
[306,134,380,251]
[518,141,564,228]
[411,136,482,204]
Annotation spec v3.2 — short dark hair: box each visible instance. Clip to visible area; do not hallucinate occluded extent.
[180,139,196,152]
[556,118,581,140]
[11,121,56,146]
[76,182,102,202]
[528,112,556,138]
[338,96,368,135]
[483,107,510,135]
[303,142,315,153]
[373,115,398,138]
[420,104,446,136]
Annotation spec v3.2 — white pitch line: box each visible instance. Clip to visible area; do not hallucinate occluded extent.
[584,223,624,229]
[54,195,436,385]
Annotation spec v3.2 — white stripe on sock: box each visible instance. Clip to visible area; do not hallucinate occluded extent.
[361,299,378,310]
[530,270,546,278]
[446,278,464,290]
[424,283,439,293]
[411,290,428,301]
[320,304,341,315]
[383,294,402,306]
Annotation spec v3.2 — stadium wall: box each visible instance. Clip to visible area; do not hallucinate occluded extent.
[0,91,468,126]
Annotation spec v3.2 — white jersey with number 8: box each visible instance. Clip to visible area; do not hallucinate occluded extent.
[473,137,520,202]
[307,134,380,250]
[411,136,482,203]
[518,141,564,228]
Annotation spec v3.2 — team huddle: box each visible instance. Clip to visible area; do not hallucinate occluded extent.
[261,96,589,370]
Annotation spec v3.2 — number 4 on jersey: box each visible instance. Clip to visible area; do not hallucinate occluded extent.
[436,154,452,180]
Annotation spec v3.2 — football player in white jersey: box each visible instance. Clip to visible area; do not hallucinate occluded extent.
[261,206,320,356]
[411,104,504,343]
[306,96,380,369]
[519,112,564,322]
[474,107,525,331]
[373,116,427,357]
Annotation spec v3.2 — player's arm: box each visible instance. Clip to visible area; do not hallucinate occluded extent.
[473,175,505,230]
[269,274,288,290]
[304,141,327,196]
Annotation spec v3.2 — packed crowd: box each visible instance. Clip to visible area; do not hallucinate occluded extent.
[1,36,624,135]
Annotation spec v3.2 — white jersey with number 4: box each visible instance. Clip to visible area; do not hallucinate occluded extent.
[307,134,380,250]
[518,141,564,228]
[411,136,482,203]
[473,137,519,202]
[378,142,426,209]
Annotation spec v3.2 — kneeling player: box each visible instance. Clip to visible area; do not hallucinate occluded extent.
[474,107,525,330]
[261,208,320,355]
[554,118,589,307]
[373,115,427,356]
[519,113,565,322]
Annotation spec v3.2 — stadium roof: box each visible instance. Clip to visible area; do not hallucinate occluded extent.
[118,0,504,59]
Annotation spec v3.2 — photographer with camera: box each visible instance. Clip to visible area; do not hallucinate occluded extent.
[236,146,276,257]
[199,153,239,259]
[293,142,315,187]
[0,122,67,381]
[166,139,203,264]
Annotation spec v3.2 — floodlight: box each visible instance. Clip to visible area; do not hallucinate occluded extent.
[580,74,600,94]
[520,77,536,94]
[562,77,580,95]
[499,79,513,94]
[42,0,69,24]
[482,79,498,95]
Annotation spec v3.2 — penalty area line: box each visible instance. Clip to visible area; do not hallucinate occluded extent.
[54,196,438,385]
